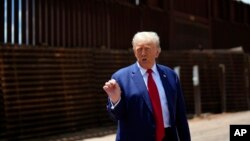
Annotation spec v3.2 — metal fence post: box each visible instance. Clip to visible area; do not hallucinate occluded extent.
[218,64,226,112]
[245,68,250,110]
[193,65,201,116]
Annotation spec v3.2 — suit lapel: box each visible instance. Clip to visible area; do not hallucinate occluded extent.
[157,65,174,120]
[157,65,169,97]
[131,64,153,114]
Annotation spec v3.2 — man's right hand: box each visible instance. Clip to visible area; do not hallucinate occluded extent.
[103,79,121,104]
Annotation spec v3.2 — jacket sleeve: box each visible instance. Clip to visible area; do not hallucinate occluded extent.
[175,75,191,141]
[106,74,127,121]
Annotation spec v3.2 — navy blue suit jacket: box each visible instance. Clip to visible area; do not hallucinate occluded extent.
[107,63,191,141]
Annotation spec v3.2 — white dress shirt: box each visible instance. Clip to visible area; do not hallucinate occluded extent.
[137,62,171,128]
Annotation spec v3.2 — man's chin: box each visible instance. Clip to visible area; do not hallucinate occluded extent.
[138,61,151,68]
[140,60,147,65]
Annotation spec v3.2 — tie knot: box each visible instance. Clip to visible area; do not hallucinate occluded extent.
[147,69,153,74]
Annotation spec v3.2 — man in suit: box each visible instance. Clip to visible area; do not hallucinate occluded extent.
[103,31,191,141]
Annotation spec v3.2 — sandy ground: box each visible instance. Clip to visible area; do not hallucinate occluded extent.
[82,111,250,141]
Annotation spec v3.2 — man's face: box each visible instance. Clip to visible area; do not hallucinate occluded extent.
[133,42,160,69]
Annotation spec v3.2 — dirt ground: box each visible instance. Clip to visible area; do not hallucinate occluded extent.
[82,111,250,141]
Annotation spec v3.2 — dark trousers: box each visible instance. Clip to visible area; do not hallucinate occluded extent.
[162,127,178,141]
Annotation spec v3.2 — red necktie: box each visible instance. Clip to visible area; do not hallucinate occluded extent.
[147,69,165,141]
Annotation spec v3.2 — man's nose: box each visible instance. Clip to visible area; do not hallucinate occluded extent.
[141,49,146,55]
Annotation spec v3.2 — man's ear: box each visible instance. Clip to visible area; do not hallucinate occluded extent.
[156,48,161,57]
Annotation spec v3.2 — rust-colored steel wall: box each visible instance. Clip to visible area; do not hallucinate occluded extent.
[0,47,98,140]
[1,0,250,51]
[1,0,250,140]
[174,0,209,18]
[1,46,250,140]
[212,20,250,51]
[141,7,169,49]
[211,0,250,25]
[159,50,250,113]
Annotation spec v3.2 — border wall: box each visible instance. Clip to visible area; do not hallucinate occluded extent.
[0,46,250,140]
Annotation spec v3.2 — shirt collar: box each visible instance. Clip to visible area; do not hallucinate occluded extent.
[136,62,157,76]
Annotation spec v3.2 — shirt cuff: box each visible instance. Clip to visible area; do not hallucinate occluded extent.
[110,98,121,109]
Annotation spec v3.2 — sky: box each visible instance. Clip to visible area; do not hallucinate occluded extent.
[241,0,250,4]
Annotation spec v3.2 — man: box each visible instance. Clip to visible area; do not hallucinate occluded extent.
[103,31,191,141]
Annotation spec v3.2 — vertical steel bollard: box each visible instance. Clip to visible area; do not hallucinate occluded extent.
[219,64,226,112]
[193,65,201,116]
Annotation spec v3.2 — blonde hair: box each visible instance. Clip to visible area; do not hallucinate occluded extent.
[132,31,161,49]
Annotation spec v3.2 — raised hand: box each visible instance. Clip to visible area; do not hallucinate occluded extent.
[103,79,121,104]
